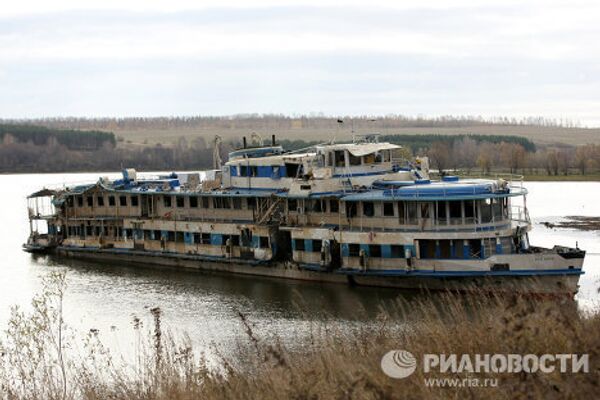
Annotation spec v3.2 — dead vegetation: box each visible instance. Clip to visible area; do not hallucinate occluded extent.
[542,216,600,231]
[0,272,598,399]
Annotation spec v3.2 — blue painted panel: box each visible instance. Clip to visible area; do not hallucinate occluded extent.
[211,233,222,246]
[230,166,238,176]
[161,230,168,240]
[305,240,313,252]
[257,166,272,177]
[341,243,349,257]
[450,242,456,258]
[360,244,369,256]
[381,245,391,258]
[463,243,470,259]
[496,243,503,254]
[184,232,193,245]
[252,235,260,248]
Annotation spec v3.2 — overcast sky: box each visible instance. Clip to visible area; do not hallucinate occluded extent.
[1,0,599,125]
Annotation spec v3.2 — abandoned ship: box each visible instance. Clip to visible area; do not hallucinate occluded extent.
[24,134,585,295]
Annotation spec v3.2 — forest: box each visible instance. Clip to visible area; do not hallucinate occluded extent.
[0,119,599,177]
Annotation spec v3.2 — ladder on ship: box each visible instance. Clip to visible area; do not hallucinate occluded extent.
[256,196,283,225]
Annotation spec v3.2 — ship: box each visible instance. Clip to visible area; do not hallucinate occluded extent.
[24,134,585,295]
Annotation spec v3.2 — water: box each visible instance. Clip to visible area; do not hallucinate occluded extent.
[1,174,599,358]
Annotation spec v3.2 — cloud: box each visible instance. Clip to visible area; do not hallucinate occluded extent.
[0,1,599,124]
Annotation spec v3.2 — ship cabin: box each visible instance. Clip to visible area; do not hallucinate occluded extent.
[54,170,282,264]
[285,176,530,271]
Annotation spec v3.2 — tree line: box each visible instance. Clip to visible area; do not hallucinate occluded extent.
[1,125,599,175]
[0,124,115,151]
[0,114,580,132]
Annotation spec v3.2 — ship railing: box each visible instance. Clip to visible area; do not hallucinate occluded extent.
[510,205,530,224]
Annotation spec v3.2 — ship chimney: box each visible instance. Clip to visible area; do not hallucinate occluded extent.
[272,134,276,146]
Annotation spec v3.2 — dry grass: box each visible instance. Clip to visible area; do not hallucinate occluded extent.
[0,272,598,399]
[113,125,600,147]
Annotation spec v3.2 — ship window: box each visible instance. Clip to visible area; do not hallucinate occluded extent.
[383,202,394,216]
[86,226,93,236]
[222,197,231,209]
[259,236,269,248]
[86,196,93,207]
[348,244,361,257]
[232,198,242,209]
[153,230,161,240]
[349,153,361,166]
[77,196,83,207]
[213,198,222,208]
[251,166,258,177]
[108,196,115,206]
[407,202,417,224]
[390,245,404,258]
[285,163,299,177]
[202,197,209,208]
[163,195,172,207]
[312,240,322,253]
[329,199,339,213]
[247,197,256,209]
[194,233,211,244]
[176,232,184,242]
[464,200,476,223]
[176,196,184,208]
[97,196,104,207]
[190,197,198,208]
[131,195,139,207]
[312,200,323,213]
[448,200,461,223]
[167,231,175,242]
[493,198,503,220]
[288,199,298,212]
[226,235,240,246]
[363,153,375,165]
[362,202,374,217]
[369,245,381,258]
[481,199,493,223]
[119,196,127,206]
[346,202,357,218]
[335,151,346,167]
[437,201,447,223]
[294,238,305,251]
[420,203,431,219]
[398,201,405,224]
[240,165,248,176]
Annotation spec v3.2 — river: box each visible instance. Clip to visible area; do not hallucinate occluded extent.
[1,174,598,359]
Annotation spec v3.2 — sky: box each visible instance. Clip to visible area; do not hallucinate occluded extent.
[1,0,600,125]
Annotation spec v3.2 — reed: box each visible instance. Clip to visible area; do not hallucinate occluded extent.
[0,272,597,399]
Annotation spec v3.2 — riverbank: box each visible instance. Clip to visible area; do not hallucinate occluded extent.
[1,273,597,399]
[524,174,600,181]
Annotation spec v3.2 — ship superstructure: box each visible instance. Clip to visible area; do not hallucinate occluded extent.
[24,135,585,295]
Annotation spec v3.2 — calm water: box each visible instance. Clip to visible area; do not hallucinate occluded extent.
[1,174,599,357]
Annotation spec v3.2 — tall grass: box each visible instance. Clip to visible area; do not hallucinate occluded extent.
[0,272,597,399]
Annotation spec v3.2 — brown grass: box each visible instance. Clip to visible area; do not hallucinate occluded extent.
[113,125,600,147]
[0,272,598,399]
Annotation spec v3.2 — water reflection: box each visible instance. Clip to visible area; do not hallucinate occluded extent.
[1,174,599,356]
